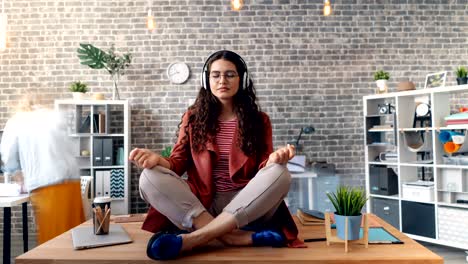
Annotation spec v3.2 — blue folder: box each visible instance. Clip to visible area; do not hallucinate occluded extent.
[360,227,403,244]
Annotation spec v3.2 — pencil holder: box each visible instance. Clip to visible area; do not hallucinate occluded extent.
[93,196,111,235]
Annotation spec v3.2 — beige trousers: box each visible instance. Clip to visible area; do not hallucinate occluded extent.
[139,163,291,230]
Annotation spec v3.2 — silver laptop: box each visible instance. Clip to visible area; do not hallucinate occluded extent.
[71,224,132,250]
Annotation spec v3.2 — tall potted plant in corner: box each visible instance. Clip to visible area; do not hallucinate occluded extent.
[455,66,467,85]
[69,81,88,100]
[77,43,132,100]
[327,186,368,240]
[374,70,390,94]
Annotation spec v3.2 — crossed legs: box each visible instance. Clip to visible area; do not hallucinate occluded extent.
[139,163,291,256]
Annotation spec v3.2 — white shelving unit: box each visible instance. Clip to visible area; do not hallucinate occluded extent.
[55,99,130,215]
[364,84,468,250]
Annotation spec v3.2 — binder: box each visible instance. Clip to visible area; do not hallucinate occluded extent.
[93,138,103,166]
[95,171,104,197]
[95,170,111,197]
[102,138,113,166]
[102,170,111,197]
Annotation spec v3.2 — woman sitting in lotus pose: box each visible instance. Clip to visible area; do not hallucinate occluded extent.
[129,50,305,260]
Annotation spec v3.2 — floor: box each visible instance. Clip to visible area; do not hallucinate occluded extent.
[420,242,468,264]
[0,235,467,263]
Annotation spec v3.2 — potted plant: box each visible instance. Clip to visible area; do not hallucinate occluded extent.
[69,81,88,100]
[374,70,390,94]
[455,66,467,85]
[327,186,368,240]
[77,43,132,100]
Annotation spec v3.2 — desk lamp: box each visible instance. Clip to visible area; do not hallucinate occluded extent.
[292,126,315,152]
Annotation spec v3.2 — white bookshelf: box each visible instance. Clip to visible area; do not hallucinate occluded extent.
[55,99,130,215]
[364,84,468,250]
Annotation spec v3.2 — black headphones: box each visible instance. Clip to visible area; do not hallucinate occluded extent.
[200,50,250,90]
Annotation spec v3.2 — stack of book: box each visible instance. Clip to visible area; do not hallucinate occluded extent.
[445,112,468,126]
[296,208,325,226]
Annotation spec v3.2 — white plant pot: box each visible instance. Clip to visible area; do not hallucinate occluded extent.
[375,80,388,94]
[72,92,85,100]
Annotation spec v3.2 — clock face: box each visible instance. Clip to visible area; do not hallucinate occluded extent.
[167,62,190,84]
[416,103,430,117]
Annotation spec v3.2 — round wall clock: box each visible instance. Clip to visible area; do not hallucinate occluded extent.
[167,62,190,84]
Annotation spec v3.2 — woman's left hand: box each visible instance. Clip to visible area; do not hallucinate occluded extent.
[266,144,296,166]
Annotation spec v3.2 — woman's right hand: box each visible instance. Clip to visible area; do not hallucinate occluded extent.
[129,148,160,169]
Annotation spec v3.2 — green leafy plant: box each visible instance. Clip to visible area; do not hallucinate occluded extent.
[69,81,88,93]
[455,66,468,78]
[374,70,390,81]
[77,43,131,75]
[77,43,132,99]
[326,186,368,216]
[161,146,172,158]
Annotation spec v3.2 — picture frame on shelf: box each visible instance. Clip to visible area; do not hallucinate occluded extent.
[424,71,447,89]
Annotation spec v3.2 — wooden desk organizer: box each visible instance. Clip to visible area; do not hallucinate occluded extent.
[324,212,369,252]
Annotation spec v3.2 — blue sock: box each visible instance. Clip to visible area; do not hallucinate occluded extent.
[251,230,285,247]
[148,233,183,260]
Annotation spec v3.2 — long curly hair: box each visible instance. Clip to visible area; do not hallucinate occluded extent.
[177,50,265,157]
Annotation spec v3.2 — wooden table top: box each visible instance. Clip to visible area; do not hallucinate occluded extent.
[16,214,443,264]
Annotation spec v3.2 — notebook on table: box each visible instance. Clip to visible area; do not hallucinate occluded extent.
[71,224,132,250]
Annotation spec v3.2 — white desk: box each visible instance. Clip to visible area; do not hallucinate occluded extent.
[290,170,317,210]
[0,194,30,264]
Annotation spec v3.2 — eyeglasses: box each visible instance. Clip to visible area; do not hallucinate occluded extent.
[209,71,239,82]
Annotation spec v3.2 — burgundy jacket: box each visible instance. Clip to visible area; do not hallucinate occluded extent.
[141,111,305,248]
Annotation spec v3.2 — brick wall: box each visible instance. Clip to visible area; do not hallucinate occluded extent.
[0,0,467,243]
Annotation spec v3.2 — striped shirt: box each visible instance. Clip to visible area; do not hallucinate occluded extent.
[213,119,247,192]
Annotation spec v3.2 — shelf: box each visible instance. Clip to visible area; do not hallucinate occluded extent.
[437,125,468,130]
[92,134,125,137]
[365,114,394,118]
[398,127,432,132]
[363,84,468,100]
[55,99,130,215]
[55,99,128,105]
[93,165,125,169]
[70,133,125,137]
[367,143,394,147]
[435,164,468,169]
[437,189,468,194]
[437,202,468,209]
[364,87,468,250]
[368,128,394,132]
[401,198,435,204]
[399,162,433,167]
[368,161,398,166]
[370,194,399,200]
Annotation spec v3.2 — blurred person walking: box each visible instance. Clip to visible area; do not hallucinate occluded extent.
[1,96,84,244]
